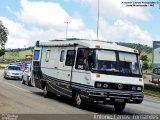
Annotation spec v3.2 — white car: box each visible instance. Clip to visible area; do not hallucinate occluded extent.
[22,65,32,86]
[4,65,23,80]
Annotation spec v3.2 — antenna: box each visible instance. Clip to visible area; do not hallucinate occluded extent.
[97,0,100,40]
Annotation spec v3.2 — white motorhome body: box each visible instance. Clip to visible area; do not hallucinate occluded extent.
[32,39,144,112]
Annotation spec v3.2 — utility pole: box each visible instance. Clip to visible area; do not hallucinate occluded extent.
[65,22,70,39]
[97,0,100,40]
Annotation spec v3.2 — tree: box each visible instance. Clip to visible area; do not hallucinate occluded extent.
[140,54,148,62]
[0,20,8,57]
[142,62,149,73]
[0,49,5,56]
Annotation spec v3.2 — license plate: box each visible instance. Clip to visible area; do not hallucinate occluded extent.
[115,99,124,102]
[11,76,19,79]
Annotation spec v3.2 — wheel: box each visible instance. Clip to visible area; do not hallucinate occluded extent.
[26,77,31,86]
[31,73,35,86]
[75,92,84,108]
[43,85,51,98]
[4,74,8,79]
[3,74,6,78]
[114,102,126,113]
[22,76,25,84]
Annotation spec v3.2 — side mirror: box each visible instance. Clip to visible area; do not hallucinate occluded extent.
[24,69,28,72]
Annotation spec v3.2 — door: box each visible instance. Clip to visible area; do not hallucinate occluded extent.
[72,48,91,85]
[58,48,76,82]
[56,48,76,97]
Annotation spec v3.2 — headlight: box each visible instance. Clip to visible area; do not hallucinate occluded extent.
[137,86,142,91]
[7,72,12,75]
[103,84,108,88]
[96,83,102,88]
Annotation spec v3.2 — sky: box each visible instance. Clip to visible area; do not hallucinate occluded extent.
[0,0,160,49]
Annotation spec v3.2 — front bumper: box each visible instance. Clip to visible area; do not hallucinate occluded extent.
[81,89,143,104]
[6,74,22,80]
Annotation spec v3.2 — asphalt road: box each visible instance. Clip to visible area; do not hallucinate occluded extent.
[0,70,160,120]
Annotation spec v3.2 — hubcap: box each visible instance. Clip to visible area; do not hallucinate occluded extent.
[43,86,47,95]
[76,94,81,105]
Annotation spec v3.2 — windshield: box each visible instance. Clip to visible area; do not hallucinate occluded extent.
[91,50,142,77]
[8,66,21,71]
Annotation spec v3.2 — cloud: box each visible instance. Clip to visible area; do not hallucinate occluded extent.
[0,0,154,49]
[16,0,84,30]
[79,0,151,21]
[0,16,29,48]
[0,0,98,49]
[0,15,97,49]
[99,18,153,46]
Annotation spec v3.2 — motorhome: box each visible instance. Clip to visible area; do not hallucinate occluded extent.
[32,39,144,112]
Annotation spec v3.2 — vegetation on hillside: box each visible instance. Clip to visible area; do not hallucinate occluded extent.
[1,42,153,71]
[5,46,34,52]
[116,42,152,53]
[2,49,33,59]
[4,42,152,54]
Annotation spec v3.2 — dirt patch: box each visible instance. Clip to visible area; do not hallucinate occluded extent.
[0,64,7,67]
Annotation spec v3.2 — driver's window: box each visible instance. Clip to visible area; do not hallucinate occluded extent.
[75,48,89,70]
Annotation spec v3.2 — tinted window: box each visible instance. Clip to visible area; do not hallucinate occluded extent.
[65,50,75,66]
[8,66,21,71]
[75,48,89,70]
[91,50,142,77]
[45,50,51,62]
[34,50,40,60]
[119,52,141,75]
[96,50,119,72]
[60,50,65,62]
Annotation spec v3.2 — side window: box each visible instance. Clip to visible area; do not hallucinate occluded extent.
[75,48,89,70]
[60,50,65,62]
[65,50,76,66]
[45,50,51,62]
[34,50,40,60]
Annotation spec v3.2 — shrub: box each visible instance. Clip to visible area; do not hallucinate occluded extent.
[144,84,160,91]
[141,55,148,62]
[142,62,149,70]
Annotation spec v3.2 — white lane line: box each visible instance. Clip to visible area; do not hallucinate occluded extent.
[3,81,32,93]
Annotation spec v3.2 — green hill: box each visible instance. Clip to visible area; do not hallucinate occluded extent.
[2,49,33,59]
[116,42,152,53]
[1,42,152,61]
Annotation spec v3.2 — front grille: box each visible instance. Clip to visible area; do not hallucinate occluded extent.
[12,73,19,75]
[95,82,143,92]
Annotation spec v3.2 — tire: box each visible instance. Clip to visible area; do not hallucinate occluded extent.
[43,85,51,98]
[26,77,31,86]
[4,74,8,79]
[114,102,126,113]
[22,76,25,84]
[75,92,84,108]
[31,73,35,87]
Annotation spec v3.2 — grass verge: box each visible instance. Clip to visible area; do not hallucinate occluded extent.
[144,89,160,96]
